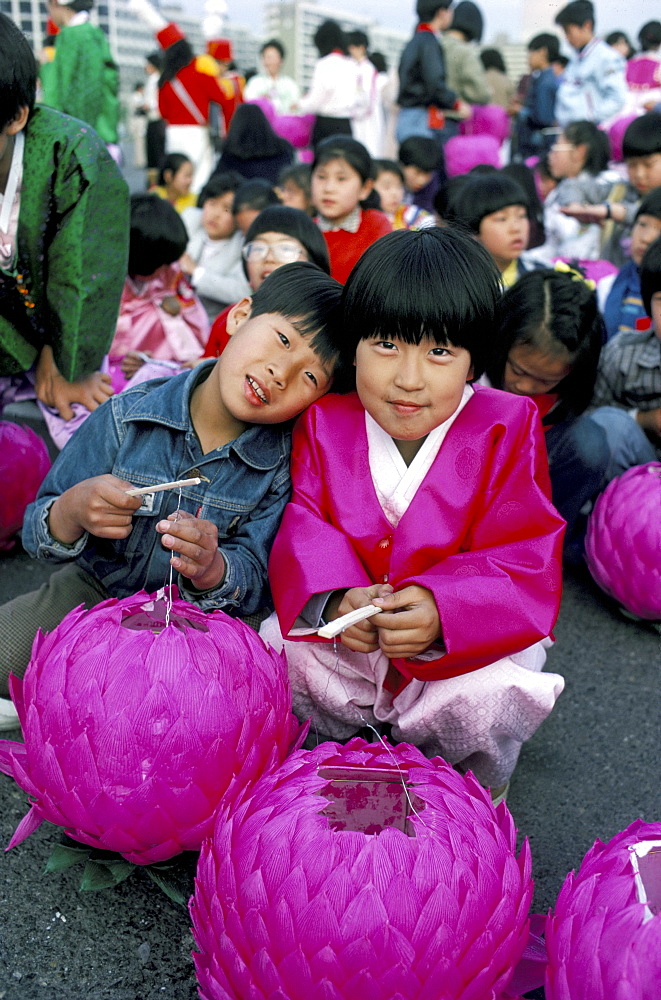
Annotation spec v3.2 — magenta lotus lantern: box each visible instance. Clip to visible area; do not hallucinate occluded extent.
[0,590,302,864]
[545,819,661,1000]
[0,420,50,551]
[585,463,661,620]
[191,739,534,1000]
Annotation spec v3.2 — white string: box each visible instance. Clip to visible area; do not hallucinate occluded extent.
[164,488,183,628]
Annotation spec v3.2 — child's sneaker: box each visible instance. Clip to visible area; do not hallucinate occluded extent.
[0,696,19,731]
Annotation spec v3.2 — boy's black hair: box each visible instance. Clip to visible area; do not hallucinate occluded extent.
[623,112,661,159]
[451,2,484,43]
[563,120,610,175]
[278,162,311,198]
[433,174,469,220]
[416,0,452,23]
[635,188,661,223]
[398,136,441,172]
[444,173,528,234]
[479,48,507,73]
[62,0,94,10]
[488,268,604,415]
[243,205,330,275]
[146,50,163,71]
[528,32,560,62]
[347,30,369,49]
[159,38,194,86]
[198,171,243,207]
[249,262,343,370]
[128,194,188,278]
[233,178,280,215]
[313,20,346,57]
[640,237,661,317]
[339,227,502,383]
[0,14,37,130]
[370,51,387,73]
[261,38,285,58]
[157,152,192,187]
[312,135,373,183]
[555,0,594,28]
[639,21,661,51]
[374,159,405,184]
[605,31,632,55]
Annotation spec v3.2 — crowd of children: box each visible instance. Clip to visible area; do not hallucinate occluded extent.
[1,3,660,809]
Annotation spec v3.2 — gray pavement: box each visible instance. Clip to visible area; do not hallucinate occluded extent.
[0,544,659,999]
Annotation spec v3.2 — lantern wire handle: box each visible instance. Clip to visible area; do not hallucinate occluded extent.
[164,488,183,628]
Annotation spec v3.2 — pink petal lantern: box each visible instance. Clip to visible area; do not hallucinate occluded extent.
[545,819,661,1000]
[191,739,534,1000]
[272,114,315,149]
[0,421,50,551]
[585,463,661,620]
[444,134,502,177]
[0,590,302,864]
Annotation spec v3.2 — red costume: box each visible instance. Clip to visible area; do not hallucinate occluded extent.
[320,209,392,284]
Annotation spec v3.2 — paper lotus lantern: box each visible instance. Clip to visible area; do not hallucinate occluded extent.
[585,463,661,620]
[191,739,534,1000]
[545,819,661,1000]
[444,134,502,177]
[0,590,302,864]
[273,114,315,149]
[460,104,511,145]
[0,421,50,551]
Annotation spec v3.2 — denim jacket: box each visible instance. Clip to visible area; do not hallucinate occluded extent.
[23,362,291,613]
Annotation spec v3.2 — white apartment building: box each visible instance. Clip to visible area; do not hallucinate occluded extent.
[264,0,408,90]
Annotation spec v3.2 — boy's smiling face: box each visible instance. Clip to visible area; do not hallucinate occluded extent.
[215,302,334,426]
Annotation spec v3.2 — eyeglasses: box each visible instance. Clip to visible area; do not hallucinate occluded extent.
[242,241,304,263]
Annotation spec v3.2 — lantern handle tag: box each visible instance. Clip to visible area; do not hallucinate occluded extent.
[125,477,201,497]
[318,604,381,638]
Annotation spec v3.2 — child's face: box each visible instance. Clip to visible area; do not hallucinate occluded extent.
[374,170,405,216]
[503,344,572,396]
[478,205,529,271]
[626,153,661,197]
[235,206,260,235]
[562,22,592,50]
[277,181,309,212]
[630,214,661,267]
[651,292,661,341]
[243,231,308,290]
[548,135,584,179]
[202,192,236,240]
[312,158,372,223]
[169,161,194,198]
[528,48,547,71]
[216,302,334,425]
[348,44,367,61]
[354,336,473,459]
[402,164,433,193]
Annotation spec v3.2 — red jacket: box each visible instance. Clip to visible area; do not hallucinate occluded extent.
[159,56,235,130]
[320,209,392,284]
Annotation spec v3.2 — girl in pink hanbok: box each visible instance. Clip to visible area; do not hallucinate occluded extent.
[261,227,566,800]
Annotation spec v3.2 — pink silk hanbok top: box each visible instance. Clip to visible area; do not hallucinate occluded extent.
[110,264,209,364]
[269,388,565,684]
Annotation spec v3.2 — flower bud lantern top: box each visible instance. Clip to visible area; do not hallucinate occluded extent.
[0,420,51,551]
[0,589,302,865]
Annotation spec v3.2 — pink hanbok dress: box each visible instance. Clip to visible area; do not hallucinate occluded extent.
[261,386,566,786]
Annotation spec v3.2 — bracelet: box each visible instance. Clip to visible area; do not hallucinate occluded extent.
[604,202,612,220]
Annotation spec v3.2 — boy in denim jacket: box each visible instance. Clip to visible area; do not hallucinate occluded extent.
[0,263,342,713]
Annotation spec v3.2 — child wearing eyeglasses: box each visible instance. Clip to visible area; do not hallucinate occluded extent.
[202,205,332,358]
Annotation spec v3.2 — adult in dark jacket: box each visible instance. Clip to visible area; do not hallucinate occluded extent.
[397,0,470,149]
[213,103,294,185]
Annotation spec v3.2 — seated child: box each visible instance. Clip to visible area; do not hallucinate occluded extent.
[203,204,330,358]
[276,163,313,214]
[599,187,661,340]
[486,266,608,561]
[231,178,280,236]
[261,227,565,799]
[109,194,209,389]
[180,172,251,322]
[446,173,534,286]
[398,136,443,213]
[373,159,435,229]
[590,236,661,472]
[0,262,343,714]
[311,136,392,284]
[152,152,196,214]
[0,14,128,426]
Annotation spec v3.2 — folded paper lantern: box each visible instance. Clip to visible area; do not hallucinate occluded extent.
[191,739,534,1000]
[585,463,661,620]
[444,134,502,177]
[0,421,50,551]
[545,819,661,1000]
[0,590,301,864]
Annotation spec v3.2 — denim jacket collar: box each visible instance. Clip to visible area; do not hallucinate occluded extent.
[121,360,288,471]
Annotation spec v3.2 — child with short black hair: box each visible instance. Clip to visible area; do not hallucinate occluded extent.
[262,227,565,799]
[232,178,280,235]
[0,262,344,721]
[398,135,443,212]
[180,171,250,321]
[153,152,195,213]
[373,159,434,229]
[277,163,313,214]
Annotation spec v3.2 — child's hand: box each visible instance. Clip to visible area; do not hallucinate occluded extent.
[48,474,142,544]
[156,511,226,591]
[179,253,197,277]
[35,346,113,419]
[326,584,393,653]
[637,407,661,441]
[371,585,441,659]
[121,351,149,377]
